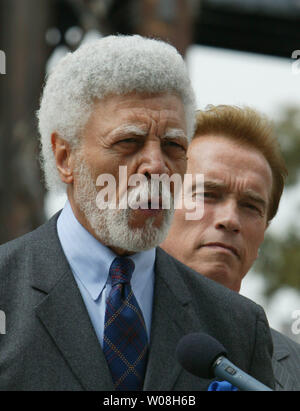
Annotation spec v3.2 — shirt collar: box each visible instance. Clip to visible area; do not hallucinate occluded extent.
[57,200,156,301]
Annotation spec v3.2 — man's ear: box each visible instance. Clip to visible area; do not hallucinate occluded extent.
[51,132,74,185]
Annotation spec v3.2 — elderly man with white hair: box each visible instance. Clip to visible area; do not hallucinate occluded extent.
[0,35,275,391]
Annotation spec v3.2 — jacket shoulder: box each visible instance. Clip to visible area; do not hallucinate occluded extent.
[0,211,61,272]
[271,328,300,390]
[271,328,300,359]
[156,247,275,389]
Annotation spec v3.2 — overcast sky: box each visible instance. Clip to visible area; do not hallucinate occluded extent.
[187,44,300,117]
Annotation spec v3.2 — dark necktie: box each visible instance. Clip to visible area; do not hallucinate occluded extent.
[103,257,148,391]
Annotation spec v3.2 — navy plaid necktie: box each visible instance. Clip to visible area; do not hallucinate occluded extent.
[103,257,148,391]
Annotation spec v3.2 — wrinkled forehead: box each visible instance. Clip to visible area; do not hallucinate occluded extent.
[186,135,273,199]
[84,92,188,137]
[188,135,272,172]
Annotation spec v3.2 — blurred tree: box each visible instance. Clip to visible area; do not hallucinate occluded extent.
[275,107,300,186]
[254,106,300,297]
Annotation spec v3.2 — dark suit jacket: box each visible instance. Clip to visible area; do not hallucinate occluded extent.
[0,212,275,390]
[271,329,300,391]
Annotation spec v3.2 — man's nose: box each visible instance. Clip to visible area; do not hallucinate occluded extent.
[215,200,241,233]
[137,140,169,177]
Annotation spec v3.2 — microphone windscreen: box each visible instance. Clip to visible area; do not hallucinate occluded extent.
[176,332,228,378]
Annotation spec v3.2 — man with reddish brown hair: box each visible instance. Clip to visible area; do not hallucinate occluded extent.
[192,105,287,222]
[162,105,300,390]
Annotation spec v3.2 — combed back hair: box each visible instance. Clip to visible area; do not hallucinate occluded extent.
[38,35,196,193]
[194,105,288,222]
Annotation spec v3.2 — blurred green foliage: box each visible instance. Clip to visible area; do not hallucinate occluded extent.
[276,107,300,186]
[254,106,300,297]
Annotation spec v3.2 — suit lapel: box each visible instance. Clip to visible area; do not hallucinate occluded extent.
[35,269,114,391]
[272,357,296,391]
[143,248,203,390]
[271,329,298,391]
[30,212,114,391]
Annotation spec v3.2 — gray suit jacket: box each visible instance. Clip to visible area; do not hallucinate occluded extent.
[271,329,300,391]
[0,212,275,390]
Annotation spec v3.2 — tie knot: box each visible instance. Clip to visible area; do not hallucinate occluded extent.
[109,257,135,286]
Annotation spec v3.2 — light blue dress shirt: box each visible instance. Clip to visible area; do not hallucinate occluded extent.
[57,200,155,346]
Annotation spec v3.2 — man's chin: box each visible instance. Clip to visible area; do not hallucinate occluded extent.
[111,217,172,253]
[81,204,173,253]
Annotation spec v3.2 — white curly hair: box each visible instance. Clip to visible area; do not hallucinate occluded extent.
[37,35,196,193]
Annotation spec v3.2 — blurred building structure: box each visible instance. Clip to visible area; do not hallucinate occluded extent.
[197,0,300,58]
[1,0,300,244]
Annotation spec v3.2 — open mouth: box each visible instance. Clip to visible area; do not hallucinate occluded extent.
[136,198,163,210]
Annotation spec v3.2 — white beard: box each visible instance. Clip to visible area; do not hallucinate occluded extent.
[73,156,175,253]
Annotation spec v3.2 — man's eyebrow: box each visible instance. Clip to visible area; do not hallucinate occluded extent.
[189,180,224,194]
[203,180,226,190]
[108,125,187,142]
[242,190,267,209]
[163,128,187,142]
[191,180,268,208]
[109,124,148,138]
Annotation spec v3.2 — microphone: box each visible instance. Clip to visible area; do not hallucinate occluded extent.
[176,332,273,391]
